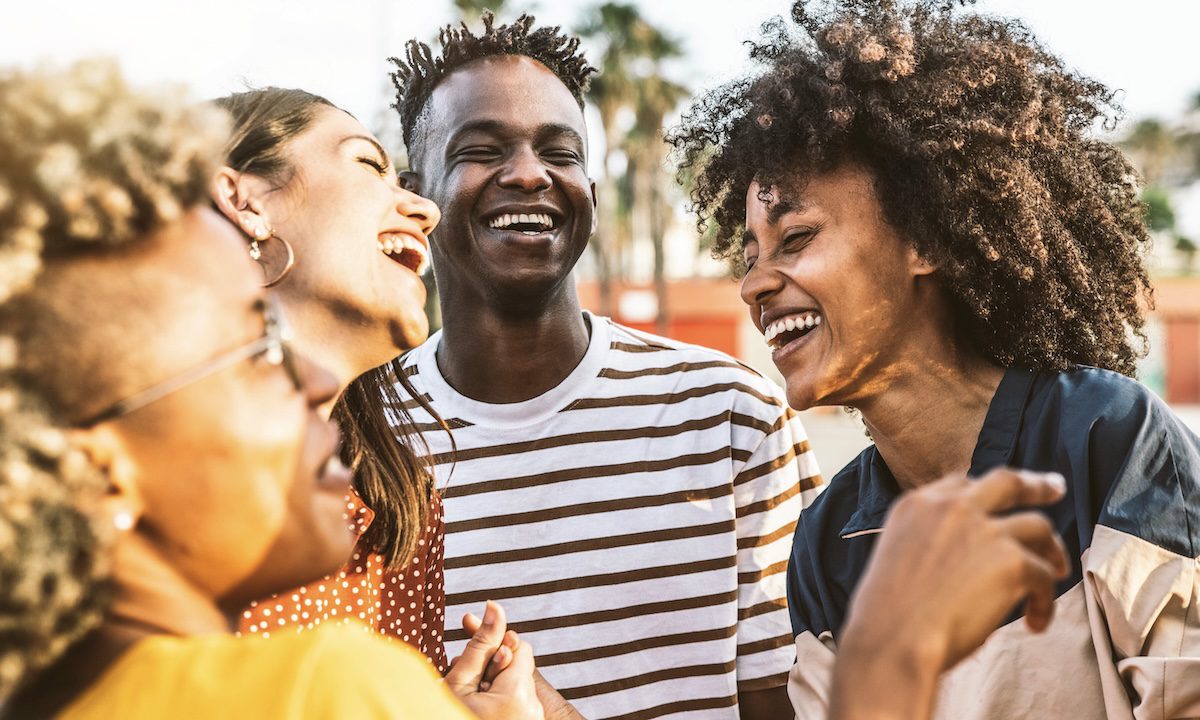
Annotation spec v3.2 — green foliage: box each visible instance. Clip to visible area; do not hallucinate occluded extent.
[1142,187,1176,232]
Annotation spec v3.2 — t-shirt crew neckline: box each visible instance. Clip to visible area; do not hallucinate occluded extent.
[415,311,611,428]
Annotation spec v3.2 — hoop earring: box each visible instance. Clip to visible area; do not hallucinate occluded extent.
[248,228,296,288]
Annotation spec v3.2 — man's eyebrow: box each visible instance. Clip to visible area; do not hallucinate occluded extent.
[339,134,390,164]
[447,120,585,148]
[537,123,585,147]
[741,229,756,248]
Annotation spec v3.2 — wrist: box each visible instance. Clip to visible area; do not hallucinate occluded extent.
[830,625,943,720]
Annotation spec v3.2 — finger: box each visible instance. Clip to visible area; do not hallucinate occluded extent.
[479,644,512,691]
[489,631,519,677]
[487,639,537,696]
[462,612,482,634]
[969,468,1066,513]
[1018,552,1060,633]
[445,600,508,692]
[994,512,1071,577]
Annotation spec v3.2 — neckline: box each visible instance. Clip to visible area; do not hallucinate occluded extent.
[839,366,1037,536]
[414,311,612,428]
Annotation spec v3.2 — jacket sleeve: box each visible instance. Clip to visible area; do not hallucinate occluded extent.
[1083,394,1200,719]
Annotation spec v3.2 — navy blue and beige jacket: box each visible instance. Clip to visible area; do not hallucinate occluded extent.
[786,366,1200,719]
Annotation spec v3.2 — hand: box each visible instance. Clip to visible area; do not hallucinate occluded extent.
[461,607,520,692]
[445,601,544,720]
[831,468,1070,720]
[534,670,587,720]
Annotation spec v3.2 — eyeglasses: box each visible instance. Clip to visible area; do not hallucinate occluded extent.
[76,295,302,428]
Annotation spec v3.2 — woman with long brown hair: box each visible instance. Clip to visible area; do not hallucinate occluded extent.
[209,88,453,669]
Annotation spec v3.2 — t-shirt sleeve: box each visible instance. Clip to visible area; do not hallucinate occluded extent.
[1082,389,1200,719]
[297,627,476,720]
[731,390,823,692]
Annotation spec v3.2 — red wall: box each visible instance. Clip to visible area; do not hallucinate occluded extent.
[1167,318,1200,404]
[617,317,740,357]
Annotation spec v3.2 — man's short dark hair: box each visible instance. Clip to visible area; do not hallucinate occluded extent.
[388,12,596,166]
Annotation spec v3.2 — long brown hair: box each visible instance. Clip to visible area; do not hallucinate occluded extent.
[215,88,444,568]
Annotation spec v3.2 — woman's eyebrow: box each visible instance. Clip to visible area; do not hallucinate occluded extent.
[338,134,390,164]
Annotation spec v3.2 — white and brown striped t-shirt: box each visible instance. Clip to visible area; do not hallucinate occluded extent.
[397,313,823,720]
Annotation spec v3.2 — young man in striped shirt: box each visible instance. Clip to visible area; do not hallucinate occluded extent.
[390,14,822,719]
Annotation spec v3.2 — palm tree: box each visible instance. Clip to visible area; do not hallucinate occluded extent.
[578,3,687,323]
[630,74,687,335]
[453,0,510,20]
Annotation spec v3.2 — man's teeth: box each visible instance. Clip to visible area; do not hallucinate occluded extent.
[763,312,822,347]
[488,213,554,231]
[377,234,429,274]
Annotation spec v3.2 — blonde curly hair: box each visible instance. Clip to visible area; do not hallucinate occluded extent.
[0,60,227,699]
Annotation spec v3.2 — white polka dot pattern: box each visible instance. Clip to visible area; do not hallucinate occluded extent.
[238,490,448,674]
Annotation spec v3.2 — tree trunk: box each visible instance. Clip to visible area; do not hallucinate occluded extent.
[649,145,669,338]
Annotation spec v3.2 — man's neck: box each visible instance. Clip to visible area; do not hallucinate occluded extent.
[857,351,1005,491]
[436,285,591,404]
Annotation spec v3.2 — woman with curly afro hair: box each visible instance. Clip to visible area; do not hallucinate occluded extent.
[671,0,1200,717]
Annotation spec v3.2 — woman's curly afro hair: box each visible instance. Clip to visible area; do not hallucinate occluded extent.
[669,0,1153,376]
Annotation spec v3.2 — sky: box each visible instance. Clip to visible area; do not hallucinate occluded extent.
[3,0,1198,141]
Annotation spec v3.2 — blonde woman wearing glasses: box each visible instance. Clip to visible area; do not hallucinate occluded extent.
[0,61,540,720]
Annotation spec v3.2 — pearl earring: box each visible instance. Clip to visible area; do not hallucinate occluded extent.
[113,510,135,532]
[249,225,272,261]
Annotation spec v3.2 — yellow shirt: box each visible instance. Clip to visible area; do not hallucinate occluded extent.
[61,622,475,720]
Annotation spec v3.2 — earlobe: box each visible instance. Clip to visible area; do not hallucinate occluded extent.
[908,246,938,277]
[67,426,145,530]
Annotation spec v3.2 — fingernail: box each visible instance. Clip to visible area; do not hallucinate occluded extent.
[1045,472,1066,493]
[482,600,496,627]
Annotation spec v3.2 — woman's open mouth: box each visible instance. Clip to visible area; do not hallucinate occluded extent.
[763,310,822,356]
[378,232,429,275]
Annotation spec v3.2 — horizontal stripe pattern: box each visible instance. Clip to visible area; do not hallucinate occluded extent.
[399,316,822,719]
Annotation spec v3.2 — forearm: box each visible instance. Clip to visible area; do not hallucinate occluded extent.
[534,670,586,720]
[829,635,940,720]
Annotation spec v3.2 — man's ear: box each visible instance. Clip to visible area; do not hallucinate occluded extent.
[589,179,598,235]
[398,170,422,196]
[210,167,274,241]
[67,425,145,532]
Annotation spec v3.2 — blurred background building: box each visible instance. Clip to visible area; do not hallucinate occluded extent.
[5,0,1198,472]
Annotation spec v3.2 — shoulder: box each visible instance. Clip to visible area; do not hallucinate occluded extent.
[1030,366,1195,464]
[1032,367,1200,555]
[62,626,469,720]
[1037,366,1159,425]
[260,624,471,718]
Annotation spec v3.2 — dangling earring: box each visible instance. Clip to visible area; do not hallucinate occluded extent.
[247,225,296,288]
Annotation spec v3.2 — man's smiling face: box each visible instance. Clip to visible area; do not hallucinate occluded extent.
[414,55,596,307]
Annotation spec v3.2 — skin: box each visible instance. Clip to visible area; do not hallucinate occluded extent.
[831,469,1070,720]
[213,104,440,395]
[10,206,541,720]
[740,165,1069,717]
[406,54,789,720]
[213,104,545,719]
[740,164,1005,490]
[11,207,353,715]
[405,55,596,404]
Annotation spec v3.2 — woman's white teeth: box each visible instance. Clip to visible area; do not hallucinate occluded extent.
[489,213,554,231]
[763,312,822,348]
[377,234,430,275]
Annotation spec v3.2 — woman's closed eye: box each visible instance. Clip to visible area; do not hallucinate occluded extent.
[358,156,390,176]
